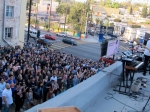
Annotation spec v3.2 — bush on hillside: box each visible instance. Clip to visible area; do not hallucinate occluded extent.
[131,25,141,28]
[114,18,121,22]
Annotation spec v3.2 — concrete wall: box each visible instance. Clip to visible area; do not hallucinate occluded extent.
[26,61,122,112]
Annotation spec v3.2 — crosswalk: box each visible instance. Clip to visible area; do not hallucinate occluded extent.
[119,46,130,50]
[49,40,92,50]
[49,41,129,51]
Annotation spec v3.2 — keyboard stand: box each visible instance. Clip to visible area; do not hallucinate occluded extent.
[115,60,130,95]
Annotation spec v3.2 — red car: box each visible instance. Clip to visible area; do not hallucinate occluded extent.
[45,34,56,40]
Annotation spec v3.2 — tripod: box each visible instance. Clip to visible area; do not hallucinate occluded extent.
[143,96,150,111]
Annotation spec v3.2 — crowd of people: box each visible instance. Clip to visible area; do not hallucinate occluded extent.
[0,43,111,112]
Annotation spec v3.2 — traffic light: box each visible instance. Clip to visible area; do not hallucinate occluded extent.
[37,30,40,38]
[101,40,108,57]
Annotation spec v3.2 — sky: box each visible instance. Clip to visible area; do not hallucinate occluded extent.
[75,0,150,4]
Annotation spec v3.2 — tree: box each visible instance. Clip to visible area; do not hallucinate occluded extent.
[142,5,147,18]
[104,0,112,7]
[30,18,36,24]
[128,6,132,14]
[54,0,61,2]
[26,0,30,10]
[100,0,105,6]
[67,3,85,31]
[34,0,40,26]
[119,2,131,9]
[56,3,70,15]
[111,2,119,8]
[148,7,150,16]
[132,3,140,11]
[95,18,100,24]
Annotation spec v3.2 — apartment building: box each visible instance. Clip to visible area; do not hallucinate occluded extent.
[0,0,27,47]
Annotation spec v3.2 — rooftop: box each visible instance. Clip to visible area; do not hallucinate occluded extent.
[84,73,150,112]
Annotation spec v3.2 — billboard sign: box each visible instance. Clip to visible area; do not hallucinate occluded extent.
[106,39,120,57]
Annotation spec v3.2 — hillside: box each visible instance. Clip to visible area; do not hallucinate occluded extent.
[100,5,119,15]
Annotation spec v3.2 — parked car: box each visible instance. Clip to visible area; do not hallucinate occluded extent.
[56,32,67,37]
[37,38,52,46]
[119,37,126,41]
[96,30,100,35]
[62,38,77,45]
[45,34,56,40]
[89,30,95,36]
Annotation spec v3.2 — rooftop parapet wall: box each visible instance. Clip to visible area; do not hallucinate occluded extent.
[26,61,122,112]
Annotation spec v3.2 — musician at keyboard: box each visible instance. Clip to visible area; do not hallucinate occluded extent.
[143,38,150,75]
[141,38,150,76]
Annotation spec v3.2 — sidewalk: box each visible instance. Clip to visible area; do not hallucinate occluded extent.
[81,34,99,43]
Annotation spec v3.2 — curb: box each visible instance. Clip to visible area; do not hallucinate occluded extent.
[40,29,81,40]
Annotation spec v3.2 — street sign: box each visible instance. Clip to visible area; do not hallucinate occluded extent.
[99,34,104,42]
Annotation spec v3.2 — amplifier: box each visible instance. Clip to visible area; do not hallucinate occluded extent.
[131,80,141,92]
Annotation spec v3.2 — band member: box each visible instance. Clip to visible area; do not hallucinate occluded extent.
[143,39,150,76]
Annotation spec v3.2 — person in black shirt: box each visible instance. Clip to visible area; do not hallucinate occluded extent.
[14,83,23,112]
[28,77,36,101]
[34,82,44,104]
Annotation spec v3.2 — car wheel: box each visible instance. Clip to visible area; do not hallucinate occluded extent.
[72,43,74,45]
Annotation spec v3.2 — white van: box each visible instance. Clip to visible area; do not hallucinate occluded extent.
[29,29,38,38]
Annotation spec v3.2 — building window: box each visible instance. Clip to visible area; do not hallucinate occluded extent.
[5,28,13,38]
[6,6,14,17]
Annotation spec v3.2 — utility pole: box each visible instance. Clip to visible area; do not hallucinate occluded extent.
[27,0,32,42]
[48,0,52,32]
[84,13,88,38]
[35,0,39,28]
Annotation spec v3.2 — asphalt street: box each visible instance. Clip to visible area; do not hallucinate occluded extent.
[24,31,130,61]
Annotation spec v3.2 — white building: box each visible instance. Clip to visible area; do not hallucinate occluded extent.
[0,0,27,47]
[123,27,150,40]
[37,0,59,15]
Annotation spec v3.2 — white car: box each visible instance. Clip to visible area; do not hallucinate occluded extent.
[39,34,45,39]
[56,32,67,37]
[119,37,126,41]
[24,27,28,32]
[128,40,137,46]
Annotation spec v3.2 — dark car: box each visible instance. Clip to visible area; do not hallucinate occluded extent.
[62,38,77,45]
[37,39,52,46]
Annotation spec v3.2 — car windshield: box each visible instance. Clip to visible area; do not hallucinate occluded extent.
[71,39,74,42]
[49,34,55,36]
[43,39,50,43]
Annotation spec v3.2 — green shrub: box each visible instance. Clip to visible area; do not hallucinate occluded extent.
[131,24,141,28]
[114,18,121,22]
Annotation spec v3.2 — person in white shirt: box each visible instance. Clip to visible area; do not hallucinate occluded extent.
[2,83,13,112]
[50,75,57,82]
[0,78,6,111]
[143,39,150,75]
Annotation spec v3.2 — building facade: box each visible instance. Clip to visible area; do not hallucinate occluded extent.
[0,0,27,47]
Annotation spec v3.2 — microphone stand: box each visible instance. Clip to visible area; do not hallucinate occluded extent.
[143,96,150,111]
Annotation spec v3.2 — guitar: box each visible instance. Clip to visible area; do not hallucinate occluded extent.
[133,39,150,52]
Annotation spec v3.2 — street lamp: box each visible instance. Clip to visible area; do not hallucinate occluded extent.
[35,0,39,29]
[104,17,109,37]
[48,0,52,32]
[84,13,88,38]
